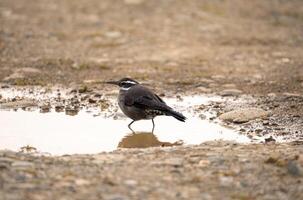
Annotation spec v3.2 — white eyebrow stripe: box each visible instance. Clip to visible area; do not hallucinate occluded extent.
[122,81,137,84]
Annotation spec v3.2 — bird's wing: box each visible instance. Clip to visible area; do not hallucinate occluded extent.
[133,95,171,111]
[124,85,170,111]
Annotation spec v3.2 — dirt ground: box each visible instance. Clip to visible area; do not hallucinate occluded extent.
[0,0,303,199]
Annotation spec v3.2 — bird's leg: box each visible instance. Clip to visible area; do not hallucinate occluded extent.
[128,120,136,134]
[151,118,155,133]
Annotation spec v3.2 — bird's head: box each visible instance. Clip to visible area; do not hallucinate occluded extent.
[105,78,139,90]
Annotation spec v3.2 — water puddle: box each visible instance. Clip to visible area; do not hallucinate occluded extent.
[0,91,251,155]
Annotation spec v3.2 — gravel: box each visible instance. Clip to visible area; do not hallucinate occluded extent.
[0,142,302,200]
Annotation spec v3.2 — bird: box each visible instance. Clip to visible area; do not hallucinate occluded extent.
[105,78,186,133]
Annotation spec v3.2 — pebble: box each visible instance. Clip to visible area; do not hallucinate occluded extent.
[287,161,302,176]
[219,176,234,187]
[211,75,225,80]
[197,86,212,93]
[11,161,34,168]
[0,157,16,163]
[0,100,37,109]
[104,31,122,39]
[267,93,276,97]
[198,159,210,167]
[104,194,129,200]
[220,89,243,96]
[161,158,183,167]
[74,179,91,186]
[199,114,207,120]
[55,104,65,112]
[124,0,144,5]
[222,84,236,88]
[199,78,215,84]
[219,108,269,123]
[265,136,276,143]
[17,67,41,74]
[283,92,301,97]
[88,98,97,104]
[3,72,25,81]
[40,104,51,113]
[78,85,88,93]
[1,85,10,88]
[65,107,79,116]
[0,162,10,170]
[124,179,138,187]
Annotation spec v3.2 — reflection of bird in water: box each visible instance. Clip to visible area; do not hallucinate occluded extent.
[118,132,183,148]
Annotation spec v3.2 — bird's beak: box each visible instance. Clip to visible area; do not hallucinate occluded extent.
[104,80,119,85]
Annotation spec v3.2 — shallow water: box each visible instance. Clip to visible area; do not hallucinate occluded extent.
[0,95,251,155]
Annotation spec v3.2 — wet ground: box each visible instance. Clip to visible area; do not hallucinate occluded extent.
[1,0,303,199]
[0,88,252,155]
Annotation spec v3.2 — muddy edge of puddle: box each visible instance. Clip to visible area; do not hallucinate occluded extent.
[0,87,253,154]
[0,86,302,146]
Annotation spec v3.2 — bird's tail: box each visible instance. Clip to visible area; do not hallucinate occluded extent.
[166,109,186,122]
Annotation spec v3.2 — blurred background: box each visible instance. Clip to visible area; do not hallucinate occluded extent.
[0,0,302,94]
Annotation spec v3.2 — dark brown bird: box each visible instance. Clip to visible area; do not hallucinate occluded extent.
[105,78,186,133]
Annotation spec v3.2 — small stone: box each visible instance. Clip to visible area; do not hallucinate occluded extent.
[1,85,10,88]
[55,104,65,112]
[124,0,144,5]
[124,179,138,187]
[211,75,224,80]
[164,158,183,167]
[11,161,34,168]
[199,114,207,120]
[267,93,276,97]
[281,58,290,63]
[78,85,88,93]
[198,160,210,167]
[265,136,276,143]
[40,104,51,113]
[0,100,37,109]
[3,72,25,81]
[199,78,214,84]
[287,161,302,176]
[220,89,243,96]
[197,86,212,93]
[222,84,236,88]
[219,108,269,123]
[83,79,102,84]
[0,157,16,163]
[88,98,97,104]
[75,179,91,186]
[70,88,77,93]
[0,162,10,170]
[94,93,102,98]
[71,62,80,69]
[14,183,37,189]
[17,67,41,74]
[65,107,79,116]
[283,92,301,97]
[104,194,128,200]
[219,176,234,187]
[104,31,122,39]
